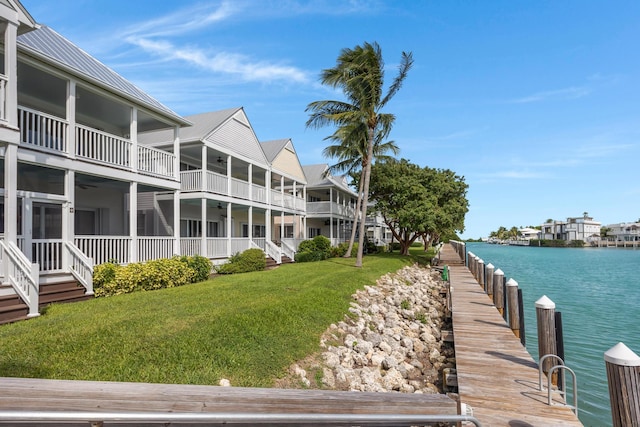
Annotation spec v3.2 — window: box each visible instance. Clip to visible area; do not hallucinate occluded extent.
[207,221,219,237]
[180,219,202,237]
[253,225,266,237]
[308,228,321,237]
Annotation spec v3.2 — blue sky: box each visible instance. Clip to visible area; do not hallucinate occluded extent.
[21,0,640,239]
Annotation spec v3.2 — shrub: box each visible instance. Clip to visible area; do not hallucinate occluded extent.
[295,236,333,262]
[311,235,331,254]
[294,250,324,263]
[93,256,208,297]
[216,248,266,274]
[93,262,120,294]
[177,254,212,282]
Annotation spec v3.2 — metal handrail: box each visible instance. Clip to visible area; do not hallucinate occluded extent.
[539,354,579,416]
[0,410,483,426]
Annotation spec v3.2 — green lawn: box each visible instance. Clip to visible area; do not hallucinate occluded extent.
[0,252,426,387]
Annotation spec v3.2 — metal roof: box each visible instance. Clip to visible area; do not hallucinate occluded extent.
[261,139,291,162]
[17,25,188,125]
[302,163,355,194]
[139,108,241,145]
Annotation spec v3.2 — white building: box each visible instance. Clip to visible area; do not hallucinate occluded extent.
[539,215,601,243]
[604,222,640,242]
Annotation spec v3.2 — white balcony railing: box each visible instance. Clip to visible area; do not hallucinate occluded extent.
[138,145,175,179]
[18,107,176,179]
[32,239,64,273]
[231,178,250,200]
[137,237,175,262]
[75,236,131,266]
[76,124,131,168]
[252,183,267,203]
[19,107,68,152]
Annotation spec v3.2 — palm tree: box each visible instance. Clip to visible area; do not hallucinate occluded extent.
[322,121,399,258]
[306,42,413,267]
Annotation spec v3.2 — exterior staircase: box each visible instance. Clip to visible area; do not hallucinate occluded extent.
[265,255,294,269]
[0,276,92,325]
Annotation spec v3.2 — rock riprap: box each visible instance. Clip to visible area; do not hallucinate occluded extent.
[290,264,454,394]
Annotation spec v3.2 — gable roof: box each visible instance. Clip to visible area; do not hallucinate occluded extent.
[140,107,270,166]
[5,0,37,34]
[302,164,355,194]
[17,25,188,125]
[261,139,290,163]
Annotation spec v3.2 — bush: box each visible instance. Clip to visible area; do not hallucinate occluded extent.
[216,248,266,274]
[311,235,331,254]
[178,254,212,282]
[294,250,324,263]
[294,236,333,262]
[93,261,120,293]
[330,242,358,258]
[93,255,213,297]
[94,257,195,297]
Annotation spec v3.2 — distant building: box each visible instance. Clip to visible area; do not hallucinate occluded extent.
[518,227,540,240]
[604,222,640,242]
[539,215,601,243]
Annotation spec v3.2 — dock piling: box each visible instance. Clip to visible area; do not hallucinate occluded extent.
[493,269,504,315]
[506,279,520,338]
[536,295,557,382]
[605,342,640,427]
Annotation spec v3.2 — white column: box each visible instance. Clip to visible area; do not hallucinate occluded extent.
[226,203,232,257]
[266,208,272,243]
[129,182,138,263]
[248,206,253,240]
[226,155,232,196]
[200,199,207,256]
[173,189,180,256]
[66,80,76,157]
[173,126,180,181]
[4,144,17,244]
[173,126,181,255]
[329,189,334,242]
[63,170,75,269]
[280,211,284,240]
[248,163,253,200]
[130,108,138,171]
[201,144,207,191]
[4,21,18,127]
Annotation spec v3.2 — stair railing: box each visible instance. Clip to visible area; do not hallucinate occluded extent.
[0,240,40,317]
[64,242,94,295]
[264,240,282,264]
[280,240,296,261]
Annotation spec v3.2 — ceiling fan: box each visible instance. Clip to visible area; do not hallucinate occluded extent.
[216,156,226,164]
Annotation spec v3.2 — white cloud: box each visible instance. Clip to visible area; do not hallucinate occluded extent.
[126,37,309,83]
[509,86,591,104]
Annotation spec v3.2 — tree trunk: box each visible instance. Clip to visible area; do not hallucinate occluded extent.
[355,128,375,267]
[344,169,365,258]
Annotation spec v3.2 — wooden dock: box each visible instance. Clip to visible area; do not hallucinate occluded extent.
[438,244,583,426]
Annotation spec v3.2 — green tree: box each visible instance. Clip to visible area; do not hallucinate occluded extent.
[322,121,399,258]
[306,41,413,267]
[368,159,468,255]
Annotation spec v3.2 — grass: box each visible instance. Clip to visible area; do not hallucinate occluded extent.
[0,250,432,387]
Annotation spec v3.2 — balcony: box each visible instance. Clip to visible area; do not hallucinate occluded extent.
[181,170,301,210]
[17,107,176,180]
[307,201,355,218]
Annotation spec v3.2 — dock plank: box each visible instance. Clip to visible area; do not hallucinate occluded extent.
[439,244,583,426]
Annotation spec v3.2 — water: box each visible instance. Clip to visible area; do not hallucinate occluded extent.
[465,242,640,427]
